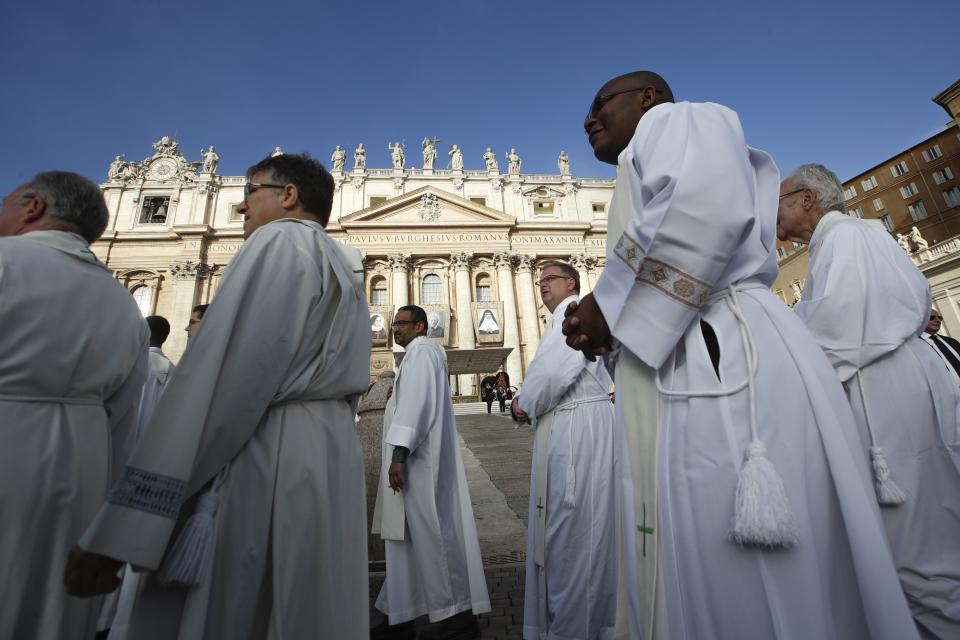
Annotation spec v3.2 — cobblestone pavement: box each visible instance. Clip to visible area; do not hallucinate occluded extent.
[369,412,534,639]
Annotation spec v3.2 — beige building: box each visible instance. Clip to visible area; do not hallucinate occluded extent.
[95,139,613,397]
[772,79,960,337]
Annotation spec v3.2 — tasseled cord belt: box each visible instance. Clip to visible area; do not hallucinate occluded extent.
[654,281,800,550]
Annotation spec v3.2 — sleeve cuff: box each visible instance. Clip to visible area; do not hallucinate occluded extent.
[384,424,418,451]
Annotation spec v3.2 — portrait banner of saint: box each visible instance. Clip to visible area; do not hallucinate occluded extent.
[421,305,451,346]
[472,301,505,344]
[368,306,393,346]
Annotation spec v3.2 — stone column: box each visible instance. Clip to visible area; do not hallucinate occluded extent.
[388,253,411,354]
[451,252,477,396]
[494,251,523,384]
[570,253,594,295]
[515,254,541,370]
[166,260,208,362]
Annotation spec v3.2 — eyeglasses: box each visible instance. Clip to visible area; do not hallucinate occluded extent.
[779,188,806,200]
[537,274,573,286]
[587,87,660,119]
[391,320,418,327]
[243,182,286,200]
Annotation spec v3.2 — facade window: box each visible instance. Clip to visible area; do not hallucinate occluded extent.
[139,196,170,224]
[944,187,960,208]
[368,196,387,207]
[881,214,895,231]
[475,274,492,302]
[842,186,857,200]
[891,161,909,177]
[849,207,863,219]
[860,176,878,191]
[592,203,606,214]
[533,201,555,215]
[922,145,942,162]
[229,203,243,221]
[873,198,885,211]
[899,182,919,199]
[131,286,152,316]
[776,246,787,259]
[469,197,486,206]
[420,273,442,305]
[907,201,928,221]
[369,276,387,306]
[933,167,954,184]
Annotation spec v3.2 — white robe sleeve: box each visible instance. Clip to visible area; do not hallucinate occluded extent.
[795,219,930,381]
[592,102,759,369]
[516,322,586,424]
[384,343,444,453]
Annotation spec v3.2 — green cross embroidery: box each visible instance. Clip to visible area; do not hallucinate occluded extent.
[637,503,654,557]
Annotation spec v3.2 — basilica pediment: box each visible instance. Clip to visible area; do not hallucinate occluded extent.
[339,186,515,228]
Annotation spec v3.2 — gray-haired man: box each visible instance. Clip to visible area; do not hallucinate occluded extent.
[0,172,149,639]
[781,163,960,637]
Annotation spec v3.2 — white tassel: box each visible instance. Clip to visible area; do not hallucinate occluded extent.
[157,490,219,587]
[563,465,576,508]
[870,446,906,506]
[729,440,799,549]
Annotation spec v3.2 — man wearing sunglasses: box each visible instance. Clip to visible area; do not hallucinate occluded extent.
[66,153,373,639]
[564,71,916,639]
[783,163,960,637]
[922,309,960,383]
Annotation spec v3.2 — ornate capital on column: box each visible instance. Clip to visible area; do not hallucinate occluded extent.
[388,253,412,272]
[449,251,474,272]
[169,260,211,280]
[493,251,516,272]
[515,254,537,273]
[569,253,597,270]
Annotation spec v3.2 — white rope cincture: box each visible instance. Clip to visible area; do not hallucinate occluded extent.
[855,370,906,507]
[157,469,227,587]
[656,283,799,549]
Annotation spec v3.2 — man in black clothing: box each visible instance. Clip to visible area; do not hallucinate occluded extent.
[921,308,960,382]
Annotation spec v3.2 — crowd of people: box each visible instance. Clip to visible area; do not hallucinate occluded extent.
[2,69,959,640]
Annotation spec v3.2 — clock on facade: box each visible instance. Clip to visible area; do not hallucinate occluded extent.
[148,157,179,181]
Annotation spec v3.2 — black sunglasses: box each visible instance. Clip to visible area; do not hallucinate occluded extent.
[587,87,661,119]
[243,182,286,200]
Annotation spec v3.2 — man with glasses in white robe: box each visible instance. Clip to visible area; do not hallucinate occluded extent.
[563,70,918,639]
[65,153,372,639]
[512,261,628,640]
[781,163,960,638]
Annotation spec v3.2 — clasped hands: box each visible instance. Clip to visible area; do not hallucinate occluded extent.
[561,293,611,361]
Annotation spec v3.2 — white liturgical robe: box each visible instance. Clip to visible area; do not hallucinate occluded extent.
[374,336,491,624]
[518,294,629,640]
[0,231,148,640]
[78,219,372,639]
[592,102,918,639]
[796,211,960,637]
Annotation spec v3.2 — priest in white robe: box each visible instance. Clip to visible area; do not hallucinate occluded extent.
[563,71,918,639]
[0,172,148,640]
[511,261,629,640]
[373,305,490,640]
[782,163,960,638]
[65,153,372,639]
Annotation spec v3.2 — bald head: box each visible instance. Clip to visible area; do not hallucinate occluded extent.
[584,70,675,164]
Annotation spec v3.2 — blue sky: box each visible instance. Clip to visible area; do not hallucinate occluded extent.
[1,0,956,194]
